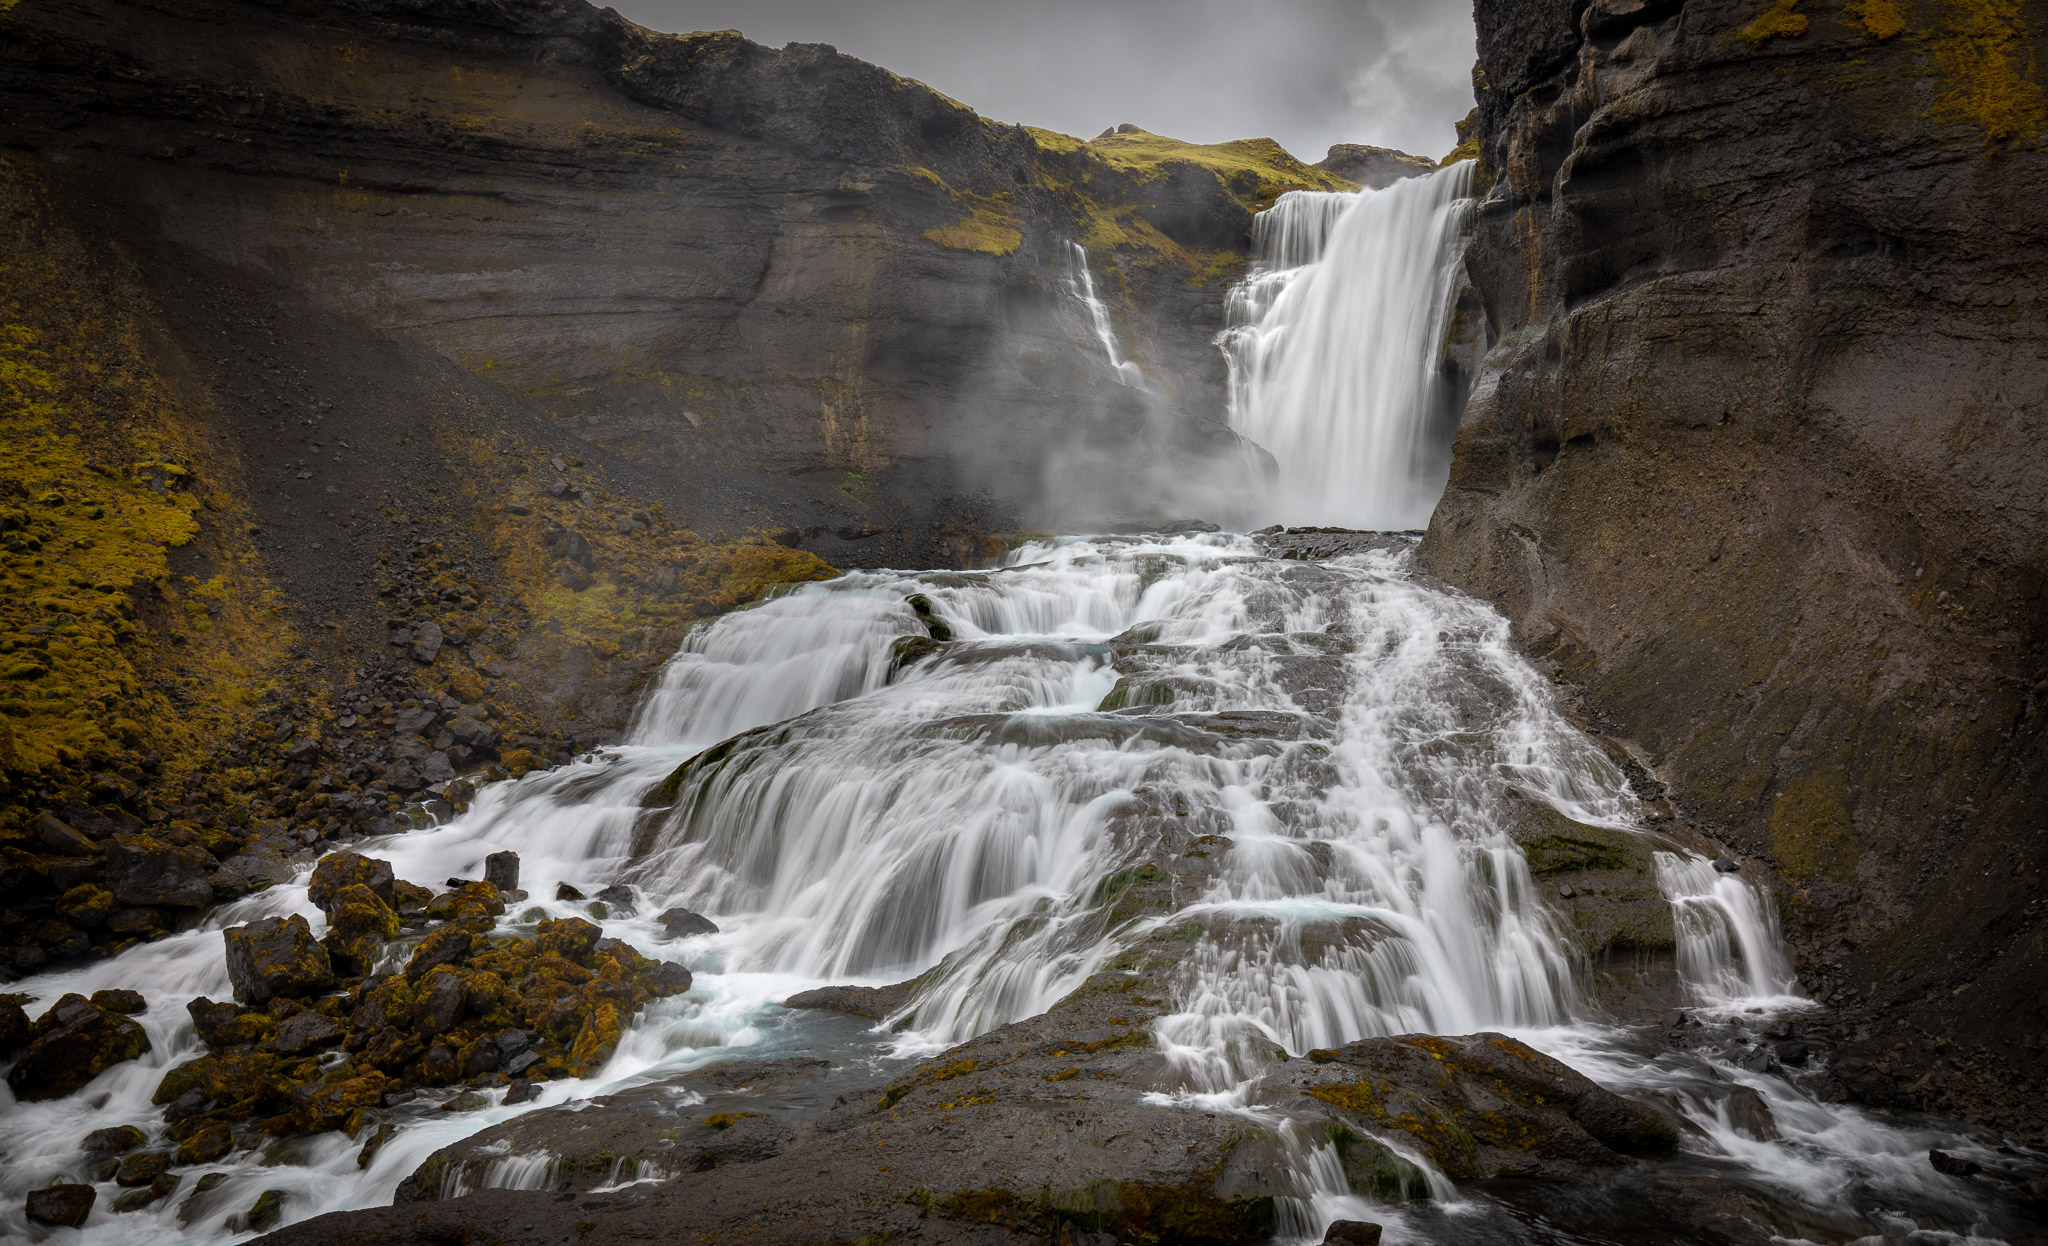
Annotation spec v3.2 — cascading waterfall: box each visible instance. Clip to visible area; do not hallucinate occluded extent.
[1063,240,1146,387]
[0,170,2013,1246]
[1221,164,1475,529]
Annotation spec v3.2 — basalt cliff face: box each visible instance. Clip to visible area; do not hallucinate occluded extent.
[0,0,1363,972]
[1424,0,2048,1129]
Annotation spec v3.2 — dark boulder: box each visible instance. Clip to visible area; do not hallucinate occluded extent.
[1296,1032,1679,1180]
[403,926,472,980]
[271,1010,343,1055]
[0,995,30,1057]
[1322,1222,1384,1246]
[114,1150,170,1186]
[36,812,101,856]
[483,850,519,893]
[104,833,215,907]
[82,1125,146,1154]
[223,915,334,1004]
[6,993,151,1100]
[55,883,116,928]
[784,982,910,1021]
[25,1183,95,1227]
[90,988,146,1014]
[655,907,719,938]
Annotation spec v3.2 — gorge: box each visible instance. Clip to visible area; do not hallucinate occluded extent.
[0,0,2044,1243]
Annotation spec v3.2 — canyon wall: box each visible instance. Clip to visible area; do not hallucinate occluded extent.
[1425,0,2048,1128]
[0,0,1358,970]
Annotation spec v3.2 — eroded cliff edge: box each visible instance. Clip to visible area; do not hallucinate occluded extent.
[1424,0,2048,1129]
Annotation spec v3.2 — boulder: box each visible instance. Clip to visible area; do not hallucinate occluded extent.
[114,1150,170,1186]
[6,993,151,1100]
[784,982,910,1021]
[483,850,519,893]
[82,1125,146,1154]
[1296,1032,1679,1180]
[56,884,116,927]
[655,907,719,938]
[188,996,278,1048]
[223,915,333,1004]
[307,852,395,913]
[411,621,444,664]
[271,1010,343,1055]
[35,811,101,856]
[90,988,146,1014]
[322,882,401,974]
[104,833,216,908]
[0,995,31,1057]
[25,1183,95,1228]
[403,926,472,980]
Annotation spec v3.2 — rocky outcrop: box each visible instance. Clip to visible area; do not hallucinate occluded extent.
[5,991,151,1100]
[1314,143,1437,188]
[1424,0,2048,1130]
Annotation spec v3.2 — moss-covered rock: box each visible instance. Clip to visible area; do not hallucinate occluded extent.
[223,914,333,1004]
[6,992,150,1100]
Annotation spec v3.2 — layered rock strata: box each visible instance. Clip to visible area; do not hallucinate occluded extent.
[1424,0,2048,1129]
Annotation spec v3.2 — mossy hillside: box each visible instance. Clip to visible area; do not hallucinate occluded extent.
[0,155,295,817]
[1079,128,1356,214]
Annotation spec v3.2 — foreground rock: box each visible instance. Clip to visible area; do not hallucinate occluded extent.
[25,1183,96,1227]
[153,853,691,1195]
[6,992,150,1100]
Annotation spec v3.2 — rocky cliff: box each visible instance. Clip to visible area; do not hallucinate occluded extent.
[1424,0,2048,1130]
[0,0,1362,973]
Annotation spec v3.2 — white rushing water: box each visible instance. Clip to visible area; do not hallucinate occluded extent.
[0,534,1991,1245]
[1221,165,1476,529]
[1063,240,1146,388]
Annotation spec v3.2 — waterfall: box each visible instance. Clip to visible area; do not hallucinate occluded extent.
[1063,241,1145,387]
[1221,164,1475,529]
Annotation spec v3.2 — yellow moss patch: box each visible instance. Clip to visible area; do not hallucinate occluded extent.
[923,212,1024,255]
[0,153,292,794]
[1843,0,1907,39]
[1083,128,1355,210]
[1736,0,1810,46]
[1928,0,2048,144]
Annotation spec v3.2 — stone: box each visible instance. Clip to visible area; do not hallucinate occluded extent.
[420,751,455,784]
[89,988,146,1014]
[504,1050,541,1076]
[105,908,161,935]
[1930,1148,1981,1177]
[503,1079,540,1105]
[114,1150,170,1186]
[36,811,101,856]
[404,926,473,980]
[271,1010,343,1055]
[656,907,719,938]
[83,1125,146,1154]
[1712,856,1740,874]
[0,996,30,1057]
[177,1122,234,1165]
[25,1184,95,1228]
[483,850,519,893]
[416,966,466,1035]
[188,997,278,1048]
[555,882,585,901]
[223,915,334,1004]
[1323,1222,1384,1246]
[1775,1039,1809,1065]
[393,705,440,737]
[6,993,151,1101]
[104,833,216,907]
[56,884,117,928]
[246,1189,285,1232]
[784,983,909,1021]
[307,848,395,914]
[391,879,434,915]
[1297,1032,1679,1180]
[411,621,444,664]
[323,882,401,973]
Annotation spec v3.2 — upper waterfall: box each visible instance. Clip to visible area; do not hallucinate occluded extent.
[1221,163,1476,530]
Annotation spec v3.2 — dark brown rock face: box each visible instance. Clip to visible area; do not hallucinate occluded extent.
[1426,0,2048,1128]
[103,833,216,908]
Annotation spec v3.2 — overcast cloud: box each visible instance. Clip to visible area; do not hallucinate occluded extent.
[609,0,1477,163]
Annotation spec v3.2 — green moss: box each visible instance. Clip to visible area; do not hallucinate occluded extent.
[923,210,1023,255]
[1083,128,1355,212]
[1088,862,1168,906]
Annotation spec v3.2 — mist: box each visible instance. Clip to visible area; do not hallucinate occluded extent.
[610,0,1478,163]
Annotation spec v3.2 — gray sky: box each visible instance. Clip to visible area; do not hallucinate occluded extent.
[609,0,1477,163]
